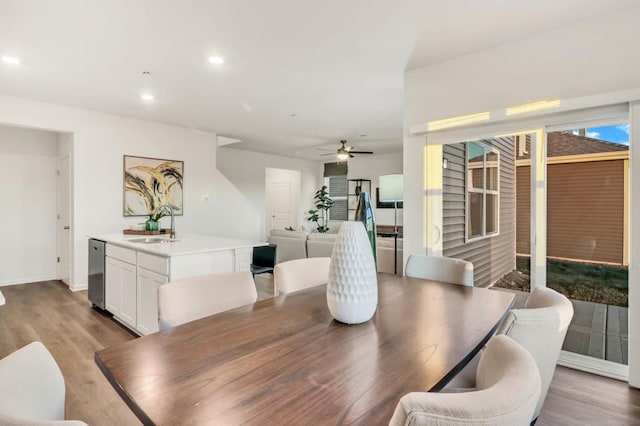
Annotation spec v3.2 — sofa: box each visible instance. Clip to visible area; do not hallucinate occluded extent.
[268,226,403,274]
[268,229,307,263]
[307,233,337,258]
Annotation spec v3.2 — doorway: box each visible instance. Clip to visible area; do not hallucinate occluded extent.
[265,168,301,237]
[57,154,71,286]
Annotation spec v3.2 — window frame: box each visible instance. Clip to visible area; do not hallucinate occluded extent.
[465,141,500,242]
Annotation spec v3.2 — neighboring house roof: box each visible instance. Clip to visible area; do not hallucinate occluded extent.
[517,132,628,160]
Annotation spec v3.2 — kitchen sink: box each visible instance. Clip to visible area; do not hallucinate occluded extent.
[128,237,180,244]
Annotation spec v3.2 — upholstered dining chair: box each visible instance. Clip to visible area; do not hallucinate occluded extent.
[0,342,87,426]
[390,335,541,426]
[405,255,474,287]
[273,257,331,296]
[158,271,257,330]
[445,287,574,423]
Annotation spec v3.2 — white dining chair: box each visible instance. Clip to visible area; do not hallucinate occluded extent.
[0,342,87,425]
[445,287,574,423]
[405,255,474,287]
[158,271,258,330]
[390,335,541,426]
[273,257,331,296]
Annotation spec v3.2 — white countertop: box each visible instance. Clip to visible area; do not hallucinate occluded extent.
[90,233,266,257]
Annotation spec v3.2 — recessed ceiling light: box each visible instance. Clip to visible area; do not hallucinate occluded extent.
[140,93,154,101]
[290,113,297,117]
[208,56,224,65]
[1,56,20,65]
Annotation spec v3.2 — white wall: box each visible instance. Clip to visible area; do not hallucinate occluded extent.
[345,152,403,226]
[0,94,262,290]
[405,6,640,127]
[217,147,322,236]
[403,5,640,264]
[0,125,59,285]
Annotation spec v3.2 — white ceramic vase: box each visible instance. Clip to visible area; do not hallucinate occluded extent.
[327,221,378,324]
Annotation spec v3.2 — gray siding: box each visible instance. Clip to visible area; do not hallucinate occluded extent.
[443,138,516,287]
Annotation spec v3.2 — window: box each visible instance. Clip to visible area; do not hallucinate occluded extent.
[327,175,348,221]
[466,141,499,240]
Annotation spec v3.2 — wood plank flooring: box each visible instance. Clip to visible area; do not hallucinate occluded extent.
[0,280,638,425]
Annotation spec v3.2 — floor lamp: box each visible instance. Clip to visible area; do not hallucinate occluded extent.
[379,174,403,233]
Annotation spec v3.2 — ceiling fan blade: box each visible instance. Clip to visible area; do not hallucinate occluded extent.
[316,148,335,151]
[320,153,336,156]
[349,150,374,154]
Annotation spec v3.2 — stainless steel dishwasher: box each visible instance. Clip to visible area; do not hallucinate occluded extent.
[88,238,106,309]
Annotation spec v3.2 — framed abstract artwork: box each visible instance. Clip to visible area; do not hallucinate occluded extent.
[123,155,184,217]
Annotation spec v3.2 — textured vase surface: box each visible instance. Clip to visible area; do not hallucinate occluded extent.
[327,221,378,324]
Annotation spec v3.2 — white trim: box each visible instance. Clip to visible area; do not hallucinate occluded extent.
[515,151,629,166]
[410,87,639,136]
[70,284,88,292]
[424,144,443,256]
[629,102,640,388]
[0,275,59,287]
[415,104,629,146]
[465,141,500,242]
[545,115,630,133]
[530,130,547,290]
[558,350,629,382]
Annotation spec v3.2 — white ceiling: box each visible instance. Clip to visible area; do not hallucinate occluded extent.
[0,0,635,160]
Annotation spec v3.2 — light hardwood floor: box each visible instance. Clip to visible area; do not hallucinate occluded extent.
[0,280,638,425]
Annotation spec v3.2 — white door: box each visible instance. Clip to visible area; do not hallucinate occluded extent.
[57,156,71,285]
[265,168,301,235]
[272,182,293,230]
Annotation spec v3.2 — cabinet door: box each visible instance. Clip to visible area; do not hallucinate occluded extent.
[137,268,169,335]
[234,248,253,272]
[105,257,122,315]
[105,256,137,328]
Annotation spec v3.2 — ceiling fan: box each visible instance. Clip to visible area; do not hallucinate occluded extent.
[320,140,374,160]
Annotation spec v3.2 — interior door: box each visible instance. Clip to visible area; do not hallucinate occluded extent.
[265,168,301,235]
[272,182,293,230]
[57,156,71,285]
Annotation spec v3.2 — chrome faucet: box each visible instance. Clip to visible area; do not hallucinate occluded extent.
[158,204,176,239]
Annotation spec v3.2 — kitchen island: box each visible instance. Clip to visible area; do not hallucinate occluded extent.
[90,233,265,335]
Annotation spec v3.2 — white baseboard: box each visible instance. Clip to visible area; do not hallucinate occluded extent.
[71,284,88,292]
[0,275,59,287]
[558,350,629,382]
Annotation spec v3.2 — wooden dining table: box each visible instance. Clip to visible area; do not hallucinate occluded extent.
[95,274,515,426]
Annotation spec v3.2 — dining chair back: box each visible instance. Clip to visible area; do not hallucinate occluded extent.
[158,271,257,330]
[405,255,474,287]
[390,335,541,426]
[273,257,331,296]
[250,244,277,276]
[497,287,574,421]
[444,287,573,423]
[0,342,87,425]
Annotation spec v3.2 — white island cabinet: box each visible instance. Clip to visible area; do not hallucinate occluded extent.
[93,233,264,336]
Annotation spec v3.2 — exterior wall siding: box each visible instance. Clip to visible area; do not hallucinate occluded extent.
[516,160,625,264]
[443,138,516,288]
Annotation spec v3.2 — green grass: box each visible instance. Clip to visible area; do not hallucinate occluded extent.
[497,256,628,307]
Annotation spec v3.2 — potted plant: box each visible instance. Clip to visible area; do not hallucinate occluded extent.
[307,185,334,233]
[145,208,165,231]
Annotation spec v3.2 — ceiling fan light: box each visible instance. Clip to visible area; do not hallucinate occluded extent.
[337,152,350,161]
